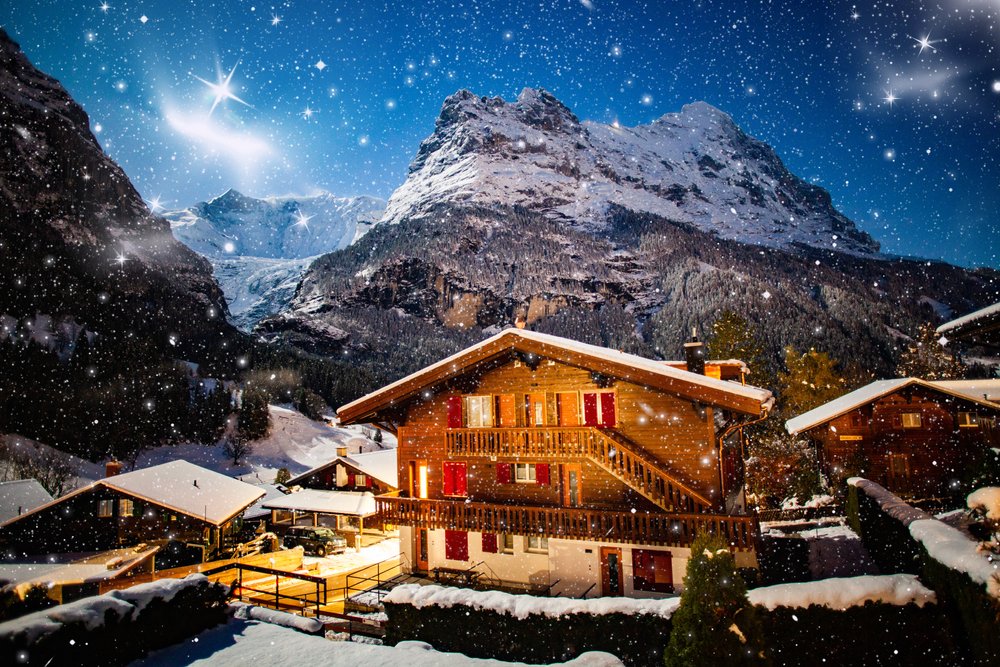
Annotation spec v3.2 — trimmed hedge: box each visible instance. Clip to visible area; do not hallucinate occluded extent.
[385,593,957,667]
[0,575,229,667]
[848,481,1000,665]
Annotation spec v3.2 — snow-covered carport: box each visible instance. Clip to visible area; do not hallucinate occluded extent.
[262,490,384,548]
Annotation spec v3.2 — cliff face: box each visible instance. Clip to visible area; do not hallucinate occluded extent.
[0,28,234,354]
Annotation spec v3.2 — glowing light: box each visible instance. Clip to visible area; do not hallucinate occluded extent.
[139,15,148,24]
[302,106,316,119]
[164,106,272,163]
[146,195,165,212]
[292,210,313,230]
[909,33,940,54]
[315,60,327,71]
[223,241,236,253]
[271,14,281,26]
[113,251,127,268]
[882,89,898,107]
[992,81,1000,93]
[99,2,111,12]
[193,61,251,116]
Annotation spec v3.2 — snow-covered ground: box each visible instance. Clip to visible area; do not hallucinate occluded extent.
[303,538,399,577]
[0,433,104,486]
[131,618,624,667]
[134,405,394,486]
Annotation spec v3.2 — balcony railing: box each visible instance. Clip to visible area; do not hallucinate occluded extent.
[377,495,757,551]
[445,426,713,513]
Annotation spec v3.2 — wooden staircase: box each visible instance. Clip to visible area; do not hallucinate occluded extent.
[446,426,713,514]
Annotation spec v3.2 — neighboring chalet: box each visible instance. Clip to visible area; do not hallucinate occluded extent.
[786,378,1000,497]
[938,302,1000,350]
[336,328,773,598]
[0,460,264,559]
[266,449,399,546]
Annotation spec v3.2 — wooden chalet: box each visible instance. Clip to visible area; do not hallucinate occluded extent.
[0,460,265,560]
[786,378,1000,497]
[286,448,398,495]
[337,328,773,598]
[938,302,1000,350]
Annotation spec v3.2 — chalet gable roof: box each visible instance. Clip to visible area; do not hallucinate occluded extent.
[337,328,773,424]
[0,460,265,529]
[286,449,398,489]
[785,378,1000,435]
[0,479,53,525]
[937,302,1000,342]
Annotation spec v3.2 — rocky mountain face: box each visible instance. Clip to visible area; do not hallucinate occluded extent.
[167,190,385,329]
[0,28,233,356]
[262,89,998,386]
[383,88,879,255]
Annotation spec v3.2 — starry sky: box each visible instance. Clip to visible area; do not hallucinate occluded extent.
[3,0,999,268]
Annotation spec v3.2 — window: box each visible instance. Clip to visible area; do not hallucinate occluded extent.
[632,549,674,593]
[464,395,494,428]
[527,535,549,553]
[958,412,980,428]
[582,391,616,427]
[98,499,114,518]
[901,413,922,428]
[119,499,134,516]
[445,529,469,561]
[514,463,536,483]
[442,461,468,497]
[501,533,515,554]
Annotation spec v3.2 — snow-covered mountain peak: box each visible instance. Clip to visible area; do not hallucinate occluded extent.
[384,88,880,255]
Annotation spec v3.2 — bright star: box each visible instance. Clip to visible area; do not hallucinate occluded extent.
[315,60,327,71]
[292,211,312,229]
[850,10,860,20]
[910,33,940,54]
[302,106,316,120]
[882,89,898,108]
[193,62,251,116]
[271,15,282,26]
[99,1,111,12]
[146,195,165,212]
[113,251,127,268]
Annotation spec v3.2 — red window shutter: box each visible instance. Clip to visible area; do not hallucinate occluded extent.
[496,462,512,484]
[445,529,469,561]
[599,393,617,427]
[447,396,463,428]
[443,462,467,496]
[482,533,498,553]
[535,463,550,486]
[582,392,599,426]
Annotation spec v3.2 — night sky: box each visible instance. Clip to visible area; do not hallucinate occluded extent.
[3,0,998,268]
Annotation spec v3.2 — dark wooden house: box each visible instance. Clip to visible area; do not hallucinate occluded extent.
[786,378,1000,497]
[337,328,773,598]
[0,460,264,559]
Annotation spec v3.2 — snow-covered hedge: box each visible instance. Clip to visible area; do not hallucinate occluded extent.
[849,478,1000,664]
[0,574,229,667]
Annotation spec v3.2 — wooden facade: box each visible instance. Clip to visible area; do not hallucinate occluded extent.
[338,329,772,595]
[789,381,1000,497]
[287,458,395,496]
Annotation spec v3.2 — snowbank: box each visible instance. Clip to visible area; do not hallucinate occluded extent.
[908,519,1000,597]
[848,477,933,525]
[748,574,935,611]
[232,602,323,634]
[967,487,1000,520]
[384,584,682,620]
[134,618,625,666]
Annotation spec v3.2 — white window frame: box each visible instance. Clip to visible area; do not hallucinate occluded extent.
[958,411,980,428]
[526,535,549,553]
[464,395,494,428]
[901,412,922,428]
[514,463,536,484]
[98,499,114,518]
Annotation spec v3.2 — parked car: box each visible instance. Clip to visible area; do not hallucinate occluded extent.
[281,526,347,557]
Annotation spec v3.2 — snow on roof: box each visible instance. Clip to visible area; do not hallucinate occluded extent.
[339,328,772,420]
[262,489,378,516]
[101,460,265,526]
[0,479,52,524]
[131,617,625,666]
[0,546,159,589]
[243,483,291,520]
[786,377,1000,435]
[288,449,399,489]
[935,379,1000,403]
[937,301,1000,335]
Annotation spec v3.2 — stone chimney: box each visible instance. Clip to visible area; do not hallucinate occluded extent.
[105,460,123,478]
[336,445,348,458]
[683,329,706,375]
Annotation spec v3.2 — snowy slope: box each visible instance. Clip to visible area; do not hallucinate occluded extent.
[166,190,386,329]
[382,88,879,255]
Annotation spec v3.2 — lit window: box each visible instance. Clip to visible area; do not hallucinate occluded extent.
[119,499,134,516]
[98,499,114,518]
[527,535,548,553]
[464,395,494,428]
[514,463,536,483]
[901,413,922,428]
[958,412,980,428]
[501,533,515,553]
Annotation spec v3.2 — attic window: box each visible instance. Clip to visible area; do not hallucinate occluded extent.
[901,413,922,428]
[98,499,114,518]
[958,412,979,428]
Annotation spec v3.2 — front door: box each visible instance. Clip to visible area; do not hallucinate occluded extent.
[561,463,583,507]
[415,528,429,572]
[888,453,911,492]
[527,393,546,426]
[600,547,624,596]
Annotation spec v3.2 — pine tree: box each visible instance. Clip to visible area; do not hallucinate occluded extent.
[663,532,766,666]
[897,322,966,380]
[777,346,846,416]
[708,310,774,389]
[237,388,271,441]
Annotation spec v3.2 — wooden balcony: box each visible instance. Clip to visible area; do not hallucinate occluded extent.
[376,495,758,551]
[445,426,713,513]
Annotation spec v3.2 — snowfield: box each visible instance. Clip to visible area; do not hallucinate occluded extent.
[132,618,625,667]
